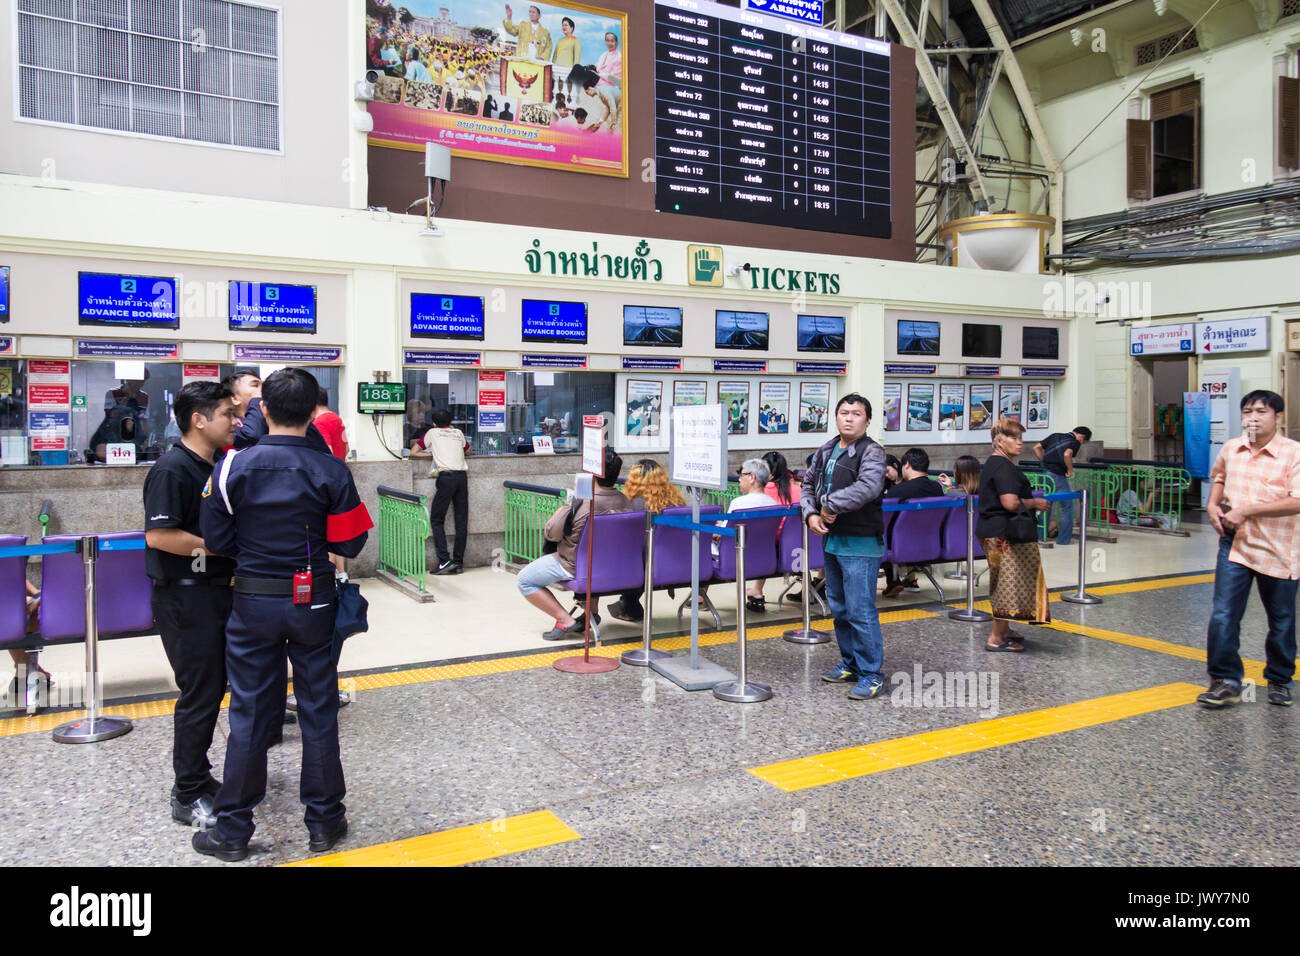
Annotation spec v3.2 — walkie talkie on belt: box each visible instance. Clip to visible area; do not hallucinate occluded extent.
[293,525,312,604]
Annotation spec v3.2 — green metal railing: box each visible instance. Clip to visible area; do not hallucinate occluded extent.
[503,481,567,565]
[377,485,432,593]
[702,481,743,509]
[1016,463,1118,542]
[1102,463,1191,535]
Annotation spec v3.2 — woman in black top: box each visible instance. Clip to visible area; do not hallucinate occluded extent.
[976,418,1050,651]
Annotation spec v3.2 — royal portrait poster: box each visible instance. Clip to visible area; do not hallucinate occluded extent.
[365,1,628,176]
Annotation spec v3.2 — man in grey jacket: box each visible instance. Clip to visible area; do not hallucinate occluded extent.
[802,393,889,700]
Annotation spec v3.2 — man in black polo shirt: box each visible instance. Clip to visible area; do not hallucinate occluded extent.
[143,381,237,828]
[1034,425,1092,546]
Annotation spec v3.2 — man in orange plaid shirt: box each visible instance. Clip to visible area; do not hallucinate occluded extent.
[1200,390,1300,708]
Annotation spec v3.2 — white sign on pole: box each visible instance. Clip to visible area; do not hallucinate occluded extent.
[669,404,728,492]
[581,424,604,476]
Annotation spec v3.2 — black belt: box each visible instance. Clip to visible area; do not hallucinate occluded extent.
[233,573,336,597]
[153,577,233,588]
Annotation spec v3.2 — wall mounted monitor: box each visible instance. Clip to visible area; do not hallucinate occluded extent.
[715,311,769,350]
[411,293,486,341]
[78,272,179,329]
[652,0,894,238]
[0,266,8,323]
[1022,326,1060,360]
[521,298,588,344]
[623,306,683,347]
[229,281,317,333]
[797,314,846,352]
[896,319,939,355]
[962,322,1003,358]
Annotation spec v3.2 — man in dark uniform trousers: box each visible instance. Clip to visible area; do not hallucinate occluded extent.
[194,368,372,861]
[143,381,238,828]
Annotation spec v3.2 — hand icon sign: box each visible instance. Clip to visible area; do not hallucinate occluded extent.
[694,248,721,284]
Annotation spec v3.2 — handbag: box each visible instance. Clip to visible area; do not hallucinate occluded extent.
[1005,507,1038,543]
[335,580,369,639]
[541,500,579,555]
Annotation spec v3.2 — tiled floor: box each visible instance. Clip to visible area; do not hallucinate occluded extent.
[0,523,1293,866]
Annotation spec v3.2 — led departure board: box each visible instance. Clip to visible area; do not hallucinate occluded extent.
[654,0,892,238]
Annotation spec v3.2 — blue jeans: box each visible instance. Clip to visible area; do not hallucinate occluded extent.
[1206,535,1297,687]
[823,552,885,679]
[1046,472,1074,545]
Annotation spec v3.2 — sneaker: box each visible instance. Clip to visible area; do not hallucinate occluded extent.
[1267,683,1293,707]
[433,560,463,576]
[1196,680,1242,708]
[903,580,921,593]
[542,622,579,641]
[847,675,886,701]
[171,792,217,828]
[821,665,856,683]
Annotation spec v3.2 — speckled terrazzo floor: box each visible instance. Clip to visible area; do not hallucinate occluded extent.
[1,575,1294,867]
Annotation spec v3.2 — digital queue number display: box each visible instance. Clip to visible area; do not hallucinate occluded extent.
[653,0,892,238]
[411,294,486,341]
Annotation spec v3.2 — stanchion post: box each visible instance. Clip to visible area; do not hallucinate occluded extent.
[713,523,772,702]
[949,496,992,622]
[622,510,669,665]
[784,509,829,644]
[53,535,132,743]
[1061,489,1102,606]
[555,504,620,674]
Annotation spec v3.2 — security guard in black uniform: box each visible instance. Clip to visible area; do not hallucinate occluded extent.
[195,368,372,861]
[143,381,238,828]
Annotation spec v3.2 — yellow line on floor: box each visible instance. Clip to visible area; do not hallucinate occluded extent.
[281,810,579,867]
[748,682,1203,792]
[0,610,937,737]
[946,572,1215,612]
[1044,620,1270,684]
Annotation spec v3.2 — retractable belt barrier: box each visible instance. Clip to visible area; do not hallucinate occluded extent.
[0,536,143,743]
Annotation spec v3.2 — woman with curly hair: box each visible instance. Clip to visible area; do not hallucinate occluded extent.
[608,459,684,622]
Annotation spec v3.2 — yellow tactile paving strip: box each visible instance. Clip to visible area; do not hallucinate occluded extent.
[748,682,1204,792]
[282,810,580,867]
[1045,620,1271,684]
[946,572,1216,613]
[0,610,937,737]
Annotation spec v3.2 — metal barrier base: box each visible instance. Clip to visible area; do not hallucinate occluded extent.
[620,647,670,666]
[782,627,830,645]
[553,656,620,674]
[651,655,734,691]
[713,680,773,703]
[948,608,993,622]
[1060,593,1103,606]
[52,715,132,744]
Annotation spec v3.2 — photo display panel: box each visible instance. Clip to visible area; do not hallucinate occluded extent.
[411,293,486,341]
[653,0,892,238]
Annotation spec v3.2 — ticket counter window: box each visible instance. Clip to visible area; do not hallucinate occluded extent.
[70,362,184,465]
[214,365,340,415]
[401,369,614,455]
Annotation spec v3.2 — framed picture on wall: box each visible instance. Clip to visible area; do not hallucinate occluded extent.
[798,382,830,433]
[1026,385,1051,428]
[969,384,994,430]
[906,383,934,431]
[938,383,965,431]
[883,382,902,431]
[998,384,1024,423]
[673,380,707,406]
[719,381,750,434]
[758,381,790,434]
[626,379,662,437]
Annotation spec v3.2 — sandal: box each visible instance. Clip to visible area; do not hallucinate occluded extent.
[745,596,766,613]
[984,639,1025,652]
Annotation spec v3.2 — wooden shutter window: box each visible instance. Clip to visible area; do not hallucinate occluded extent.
[1127,118,1153,201]
[1150,81,1199,120]
[1280,76,1300,171]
